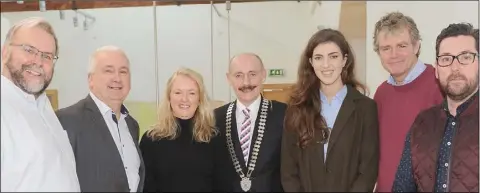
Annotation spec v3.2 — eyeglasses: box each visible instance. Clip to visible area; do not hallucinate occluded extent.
[10,43,58,64]
[436,52,478,67]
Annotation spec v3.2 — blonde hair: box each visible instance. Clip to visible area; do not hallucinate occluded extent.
[4,17,59,56]
[148,67,217,143]
[373,12,421,57]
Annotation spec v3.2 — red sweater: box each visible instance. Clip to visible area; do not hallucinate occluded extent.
[374,65,444,192]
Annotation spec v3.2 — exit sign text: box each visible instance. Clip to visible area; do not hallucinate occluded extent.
[269,69,284,76]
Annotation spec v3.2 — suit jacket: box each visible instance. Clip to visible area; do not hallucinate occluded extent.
[281,85,379,192]
[214,97,287,192]
[56,95,145,192]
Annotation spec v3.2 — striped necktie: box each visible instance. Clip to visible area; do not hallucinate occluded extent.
[240,108,252,163]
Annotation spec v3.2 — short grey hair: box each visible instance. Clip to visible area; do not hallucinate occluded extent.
[4,17,59,56]
[373,12,422,57]
[87,45,130,74]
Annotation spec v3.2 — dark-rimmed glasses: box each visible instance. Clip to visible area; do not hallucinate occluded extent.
[436,52,478,67]
[10,43,58,64]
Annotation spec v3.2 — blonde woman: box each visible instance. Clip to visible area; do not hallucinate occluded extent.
[140,67,227,192]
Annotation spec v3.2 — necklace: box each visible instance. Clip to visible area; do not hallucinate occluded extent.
[225,98,269,192]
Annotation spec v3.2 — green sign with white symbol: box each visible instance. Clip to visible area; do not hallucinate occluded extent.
[268,69,284,77]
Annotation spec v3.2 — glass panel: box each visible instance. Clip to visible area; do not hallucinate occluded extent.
[151,3,214,136]
[214,1,318,103]
[2,6,158,137]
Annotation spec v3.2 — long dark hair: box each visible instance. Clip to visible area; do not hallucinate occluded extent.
[284,29,367,149]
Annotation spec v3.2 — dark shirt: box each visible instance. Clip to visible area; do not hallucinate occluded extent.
[392,91,478,192]
[140,118,223,192]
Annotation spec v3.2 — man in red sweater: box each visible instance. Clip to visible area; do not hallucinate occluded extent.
[372,12,444,192]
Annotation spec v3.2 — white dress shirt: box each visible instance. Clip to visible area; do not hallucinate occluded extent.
[90,92,140,192]
[1,75,80,192]
[236,95,261,163]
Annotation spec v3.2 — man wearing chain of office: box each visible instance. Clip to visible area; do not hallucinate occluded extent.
[214,53,287,192]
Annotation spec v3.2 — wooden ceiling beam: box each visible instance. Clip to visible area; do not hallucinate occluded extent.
[1,0,269,13]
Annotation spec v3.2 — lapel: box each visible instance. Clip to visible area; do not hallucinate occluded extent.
[326,85,360,155]
[125,117,139,144]
[83,95,129,181]
[84,95,146,191]
[247,96,265,164]
[230,102,249,171]
[84,95,123,155]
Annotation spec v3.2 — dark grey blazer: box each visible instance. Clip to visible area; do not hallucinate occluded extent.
[56,95,145,192]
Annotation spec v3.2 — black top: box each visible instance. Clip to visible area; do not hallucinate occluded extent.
[140,118,226,192]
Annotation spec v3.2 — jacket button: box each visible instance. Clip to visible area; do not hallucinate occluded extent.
[326,169,331,173]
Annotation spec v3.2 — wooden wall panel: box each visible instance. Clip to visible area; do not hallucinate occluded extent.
[338,1,366,39]
[1,0,269,13]
[262,83,294,103]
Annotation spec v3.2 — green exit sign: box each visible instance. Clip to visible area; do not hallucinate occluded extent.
[269,69,284,77]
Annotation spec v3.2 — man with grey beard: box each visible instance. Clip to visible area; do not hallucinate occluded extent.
[392,23,479,192]
[1,17,80,192]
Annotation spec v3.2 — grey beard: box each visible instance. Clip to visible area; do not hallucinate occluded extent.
[5,60,52,96]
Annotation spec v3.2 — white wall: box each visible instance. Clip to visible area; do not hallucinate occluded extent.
[1,15,9,46]
[159,1,318,102]
[366,1,479,96]
[349,38,367,88]
[310,1,342,31]
[3,8,157,108]
[4,2,477,106]
[1,14,11,69]
[3,1,346,108]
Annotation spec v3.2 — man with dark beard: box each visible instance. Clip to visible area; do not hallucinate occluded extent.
[1,17,80,191]
[392,23,479,192]
[214,53,286,192]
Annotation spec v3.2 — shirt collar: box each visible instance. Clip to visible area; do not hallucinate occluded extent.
[89,92,129,116]
[1,74,48,109]
[442,90,479,117]
[236,94,262,112]
[387,60,426,86]
[320,84,348,103]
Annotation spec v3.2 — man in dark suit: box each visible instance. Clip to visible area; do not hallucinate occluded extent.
[214,53,286,192]
[56,46,144,192]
